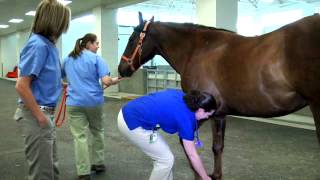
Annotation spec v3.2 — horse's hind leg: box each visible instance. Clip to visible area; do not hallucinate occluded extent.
[309,103,320,144]
[210,116,226,180]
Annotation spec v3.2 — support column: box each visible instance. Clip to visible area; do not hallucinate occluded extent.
[93,7,119,93]
[0,38,2,77]
[196,0,238,31]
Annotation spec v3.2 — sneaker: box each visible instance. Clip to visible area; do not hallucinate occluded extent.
[91,164,106,173]
[78,174,91,180]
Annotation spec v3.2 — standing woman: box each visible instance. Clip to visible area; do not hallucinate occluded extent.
[62,33,121,180]
[14,0,70,180]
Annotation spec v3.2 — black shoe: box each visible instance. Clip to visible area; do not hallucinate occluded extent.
[91,164,106,173]
[78,174,91,180]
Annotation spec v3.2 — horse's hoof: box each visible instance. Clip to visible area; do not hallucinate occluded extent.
[209,174,221,180]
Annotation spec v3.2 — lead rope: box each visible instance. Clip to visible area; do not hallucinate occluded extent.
[55,86,67,127]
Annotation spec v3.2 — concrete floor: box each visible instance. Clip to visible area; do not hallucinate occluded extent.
[1,79,320,180]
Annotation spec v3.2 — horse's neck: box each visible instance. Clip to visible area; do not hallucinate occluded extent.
[151,23,195,74]
[151,22,227,74]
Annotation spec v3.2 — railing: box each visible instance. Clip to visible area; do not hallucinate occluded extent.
[146,69,181,93]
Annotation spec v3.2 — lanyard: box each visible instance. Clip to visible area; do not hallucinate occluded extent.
[194,120,203,148]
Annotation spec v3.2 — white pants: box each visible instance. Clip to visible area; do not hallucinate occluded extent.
[117,110,174,180]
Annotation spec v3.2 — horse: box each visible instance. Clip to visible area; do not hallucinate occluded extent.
[118,12,320,180]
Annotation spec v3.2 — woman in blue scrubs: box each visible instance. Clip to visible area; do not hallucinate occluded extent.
[14,0,71,179]
[62,33,121,180]
[118,89,216,180]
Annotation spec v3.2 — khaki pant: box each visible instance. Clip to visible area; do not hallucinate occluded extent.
[117,110,174,180]
[67,105,105,176]
[14,107,59,180]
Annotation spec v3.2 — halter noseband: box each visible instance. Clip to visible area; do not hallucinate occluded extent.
[121,21,151,71]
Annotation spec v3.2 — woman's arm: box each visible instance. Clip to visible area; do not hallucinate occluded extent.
[15,76,48,127]
[182,139,211,180]
[101,76,122,88]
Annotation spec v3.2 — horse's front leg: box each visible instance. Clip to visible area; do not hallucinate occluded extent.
[210,116,226,180]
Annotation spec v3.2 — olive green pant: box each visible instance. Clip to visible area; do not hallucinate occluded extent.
[14,107,59,180]
[67,105,105,176]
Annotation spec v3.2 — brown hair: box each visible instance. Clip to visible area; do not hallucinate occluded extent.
[183,90,217,112]
[68,33,97,58]
[31,0,71,43]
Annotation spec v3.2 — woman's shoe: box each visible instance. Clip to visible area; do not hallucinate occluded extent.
[78,174,91,180]
[91,164,106,173]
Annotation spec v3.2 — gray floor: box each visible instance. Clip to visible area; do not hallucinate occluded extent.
[1,79,320,180]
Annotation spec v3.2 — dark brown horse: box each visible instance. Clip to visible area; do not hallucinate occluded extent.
[118,12,320,180]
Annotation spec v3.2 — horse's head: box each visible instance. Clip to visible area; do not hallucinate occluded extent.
[118,12,156,77]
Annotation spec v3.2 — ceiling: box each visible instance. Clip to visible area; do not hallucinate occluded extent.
[0,0,320,37]
[0,0,147,37]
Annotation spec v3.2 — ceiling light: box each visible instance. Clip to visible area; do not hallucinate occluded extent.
[25,11,36,16]
[8,18,24,23]
[0,24,9,28]
[58,0,72,6]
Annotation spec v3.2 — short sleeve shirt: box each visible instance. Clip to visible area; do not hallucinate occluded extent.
[122,89,196,140]
[18,33,62,107]
[62,50,110,107]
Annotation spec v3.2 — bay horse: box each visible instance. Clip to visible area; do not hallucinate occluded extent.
[118,12,320,180]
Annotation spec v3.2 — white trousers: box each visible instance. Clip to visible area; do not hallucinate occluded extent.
[117,110,174,180]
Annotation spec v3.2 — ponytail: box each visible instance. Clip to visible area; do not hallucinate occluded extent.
[68,38,83,58]
[68,33,97,58]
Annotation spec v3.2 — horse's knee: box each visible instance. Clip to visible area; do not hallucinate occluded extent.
[212,144,223,155]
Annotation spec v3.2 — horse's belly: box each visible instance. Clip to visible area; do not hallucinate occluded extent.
[224,90,308,117]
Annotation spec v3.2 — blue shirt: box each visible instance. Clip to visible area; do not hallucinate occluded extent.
[122,89,196,141]
[19,33,62,107]
[62,50,110,107]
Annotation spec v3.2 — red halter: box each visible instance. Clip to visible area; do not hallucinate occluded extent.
[121,21,151,71]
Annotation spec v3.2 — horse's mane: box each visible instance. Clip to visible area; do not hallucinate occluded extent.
[134,21,235,34]
[178,23,235,33]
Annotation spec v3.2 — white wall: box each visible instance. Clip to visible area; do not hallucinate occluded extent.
[1,34,19,77]
[0,30,31,77]
[238,1,320,36]
[0,38,2,77]
[61,15,95,60]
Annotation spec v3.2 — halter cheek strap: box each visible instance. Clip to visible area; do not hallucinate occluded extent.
[121,21,151,71]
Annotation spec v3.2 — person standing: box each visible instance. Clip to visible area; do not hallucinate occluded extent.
[14,0,71,180]
[117,89,216,180]
[62,33,121,180]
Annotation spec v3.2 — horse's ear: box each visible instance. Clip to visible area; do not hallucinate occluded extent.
[150,16,154,22]
[138,11,143,25]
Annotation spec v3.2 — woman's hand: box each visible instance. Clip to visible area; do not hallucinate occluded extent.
[16,76,50,128]
[182,139,210,180]
[36,112,49,128]
[111,77,122,84]
[102,76,125,89]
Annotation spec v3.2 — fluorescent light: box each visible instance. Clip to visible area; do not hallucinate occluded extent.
[0,24,9,28]
[8,18,24,23]
[25,11,36,16]
[58,0,72,6]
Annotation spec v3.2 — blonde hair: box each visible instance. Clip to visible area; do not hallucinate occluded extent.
[31,0,71,43]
